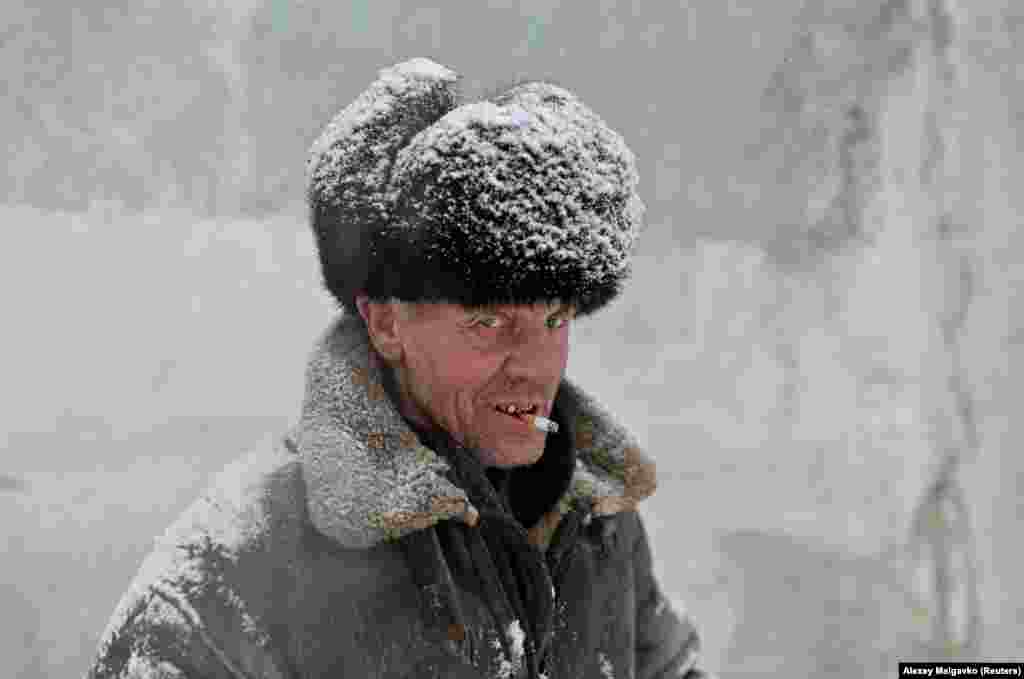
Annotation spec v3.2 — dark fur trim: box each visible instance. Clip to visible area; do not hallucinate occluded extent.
[308,58,643,317]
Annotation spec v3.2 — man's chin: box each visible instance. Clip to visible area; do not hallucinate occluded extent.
[480,441,546,469]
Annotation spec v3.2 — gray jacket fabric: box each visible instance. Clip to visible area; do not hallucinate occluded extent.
[84,314,712,678]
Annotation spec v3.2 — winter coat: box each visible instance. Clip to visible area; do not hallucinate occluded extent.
[84,314,713,678]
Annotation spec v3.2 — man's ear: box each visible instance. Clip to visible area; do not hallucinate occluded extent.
[355,295,404,362]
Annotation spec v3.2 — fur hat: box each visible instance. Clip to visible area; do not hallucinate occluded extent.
[307,58,645,318]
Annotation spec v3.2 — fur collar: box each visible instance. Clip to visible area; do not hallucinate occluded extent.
[285,313,658,551]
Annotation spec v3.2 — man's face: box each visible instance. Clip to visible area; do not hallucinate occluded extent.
[363,299,575,468]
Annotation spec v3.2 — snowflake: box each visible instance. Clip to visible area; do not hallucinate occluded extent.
[489,619,525,679]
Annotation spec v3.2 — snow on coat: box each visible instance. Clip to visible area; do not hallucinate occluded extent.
[84,313,713,678]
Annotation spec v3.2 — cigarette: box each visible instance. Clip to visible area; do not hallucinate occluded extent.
[521,413,559,434]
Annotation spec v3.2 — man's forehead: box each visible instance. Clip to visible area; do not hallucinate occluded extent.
[401,299,574,322]
[461,300,573,314]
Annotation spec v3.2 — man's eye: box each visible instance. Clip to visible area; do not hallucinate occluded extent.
[474,316,503,329]
[471,313,570,330]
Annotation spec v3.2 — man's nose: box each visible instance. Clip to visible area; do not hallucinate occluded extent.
[501,328,566,379]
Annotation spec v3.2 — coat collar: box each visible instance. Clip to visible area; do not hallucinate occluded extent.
[285,312,658,551]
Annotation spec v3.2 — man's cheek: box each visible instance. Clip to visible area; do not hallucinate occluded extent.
[450,363,496,400]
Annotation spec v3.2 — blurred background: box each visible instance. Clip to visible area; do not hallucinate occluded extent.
[3,0,1023,677]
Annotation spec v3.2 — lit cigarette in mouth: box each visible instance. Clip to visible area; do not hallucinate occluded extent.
[519,413,559,434]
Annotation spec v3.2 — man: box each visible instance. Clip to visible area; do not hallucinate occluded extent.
[85,58,713,678]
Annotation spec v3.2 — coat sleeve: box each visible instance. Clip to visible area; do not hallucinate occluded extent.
[84,584,238,679]
[84,580,273,679]
[84,558,299,679]
[632,513,716,679]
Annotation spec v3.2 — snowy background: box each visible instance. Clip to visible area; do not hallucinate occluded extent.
[4,1,1023,677]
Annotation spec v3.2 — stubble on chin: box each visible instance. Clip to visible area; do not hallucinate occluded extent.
[487,440,545,469]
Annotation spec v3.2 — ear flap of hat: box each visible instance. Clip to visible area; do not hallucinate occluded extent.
[307,58,462,315]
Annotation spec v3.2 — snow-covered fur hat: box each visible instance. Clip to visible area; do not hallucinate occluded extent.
[307,58,645,318]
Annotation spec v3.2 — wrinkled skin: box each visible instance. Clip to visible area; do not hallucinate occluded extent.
[356,296,575,468]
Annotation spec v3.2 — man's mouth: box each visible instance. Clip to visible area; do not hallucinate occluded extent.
[493,403,539,419]
[488,401,559,434]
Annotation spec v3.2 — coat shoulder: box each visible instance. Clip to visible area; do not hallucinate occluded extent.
[86,435,310,678]
[87,432,427,679]
[160,433,309,556]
